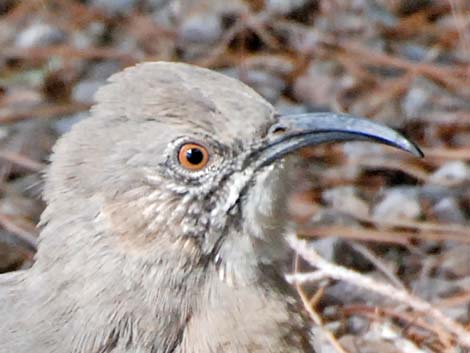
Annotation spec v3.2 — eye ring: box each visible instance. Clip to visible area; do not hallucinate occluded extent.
[178,143,210,171]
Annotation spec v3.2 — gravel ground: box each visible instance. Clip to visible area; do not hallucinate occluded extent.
[0,0,469,351]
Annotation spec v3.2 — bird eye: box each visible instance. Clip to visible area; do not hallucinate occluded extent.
[178,143,210,171]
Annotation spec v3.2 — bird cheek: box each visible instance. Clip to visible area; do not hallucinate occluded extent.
[101,200,158,250]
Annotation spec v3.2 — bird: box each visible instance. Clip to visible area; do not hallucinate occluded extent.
[0,62,422,353]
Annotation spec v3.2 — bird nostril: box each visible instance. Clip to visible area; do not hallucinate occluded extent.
[270,124,287,135]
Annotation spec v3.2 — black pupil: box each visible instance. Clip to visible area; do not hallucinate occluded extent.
[186,148,204,165]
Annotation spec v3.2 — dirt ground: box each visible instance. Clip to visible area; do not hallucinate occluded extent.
[0,0,469,352]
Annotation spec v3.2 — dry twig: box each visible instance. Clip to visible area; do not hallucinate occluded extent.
[288,236,470,348]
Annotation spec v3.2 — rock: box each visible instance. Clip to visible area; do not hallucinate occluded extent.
[372,188,421,222]
[370,100,405,128]
[151,4,176,28]
[311,237,341,262]
[283,25,321,53]
[288,191,319,220]
[15,22,65,48]
[342,141,390,159]
[340,333,399,353]
[347,315,370,334]
[309,209,372,270]
[442,304,470,323]
[114,36,143,57]
[90,0,137,14]
[315,12,366,33]
[440,245,470,277]
[88,60,122,80]
[245,55,296,77]
[310,208,360,228]
[412,277,457,301]
[311,326,338,353]
[364,1,398,27]
[419,185,458,204]
[8,174,43,199]
[431,197,466,224]
[0,126,8,141]
[325,280,385,306]
[401,77,432,120]
[0,194,42,220]
[0,21,17,47]
[437,15,470,63]
[322,186,369,218]
[71,22,106,50]
[265,0,313,15]
[53,112,89,135]
[293,61,341,109]
[452,130,470,147]
[175,0,246,49]
[0,120,54,175]
[275,99,307,115]
[179,13,222,44]
[428,161,470,187]
[220,68,286,103]
[244,70,286,103]
[146,0,170,11]
[72,79,103,104]
[398,43,429,61]
[401,77,469,123]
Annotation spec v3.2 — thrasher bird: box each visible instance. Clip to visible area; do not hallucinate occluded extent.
[0,62,422,353]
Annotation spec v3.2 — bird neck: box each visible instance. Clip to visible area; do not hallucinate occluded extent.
[177,262,313,353]
[31,237,311,353]
[30,186,312,352]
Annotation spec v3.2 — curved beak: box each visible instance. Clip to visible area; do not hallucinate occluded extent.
[258,113,423,167]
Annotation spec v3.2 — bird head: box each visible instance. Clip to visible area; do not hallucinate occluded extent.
[40,62,421,276]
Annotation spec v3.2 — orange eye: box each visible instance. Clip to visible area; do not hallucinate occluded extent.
[178,143,210,171]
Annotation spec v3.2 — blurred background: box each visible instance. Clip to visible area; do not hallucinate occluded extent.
[0,0,468,352]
